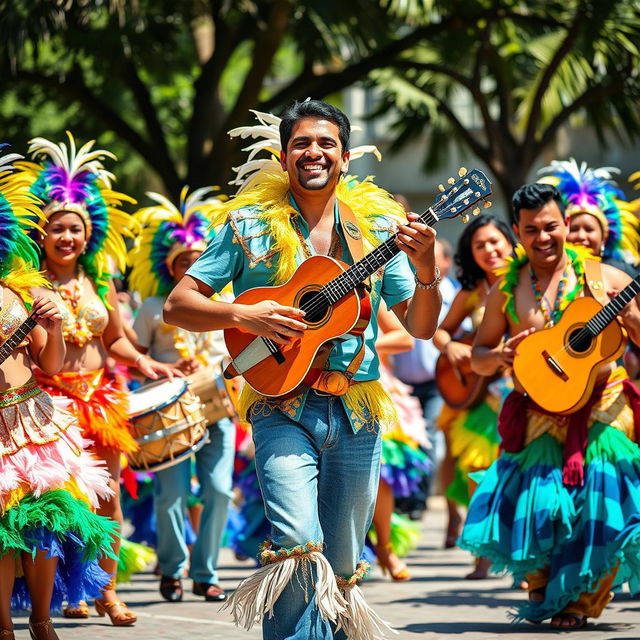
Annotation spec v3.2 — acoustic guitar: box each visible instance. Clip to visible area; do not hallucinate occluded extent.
[435,333,498,409]
[513,274,640,414]
[224,169,493,397]
[0,311,37,365]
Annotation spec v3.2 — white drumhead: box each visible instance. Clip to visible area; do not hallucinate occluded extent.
[129,378,187,417]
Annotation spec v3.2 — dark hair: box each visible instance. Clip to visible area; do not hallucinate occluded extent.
[279,100,350,153]
[455,215,516,290]
[511,182,565,224]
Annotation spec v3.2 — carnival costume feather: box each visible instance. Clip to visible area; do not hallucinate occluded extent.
[128,186,226,300]
[538,158,640,266]
[15,132,136,304]
[0,146,116,611]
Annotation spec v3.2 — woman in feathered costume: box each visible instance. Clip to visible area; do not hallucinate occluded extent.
[14,133,174,626]
[432,215,516,579]
[128,187,236,604]
[0,146,116,640]
[538,159,640,274]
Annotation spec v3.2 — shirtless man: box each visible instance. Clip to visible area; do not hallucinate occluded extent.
[460,182,640,628]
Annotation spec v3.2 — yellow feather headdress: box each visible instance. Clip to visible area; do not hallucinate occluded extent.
[128,186,227,299]
[0,145,48,301]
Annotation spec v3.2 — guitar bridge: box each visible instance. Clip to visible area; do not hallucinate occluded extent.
[542,350,568,381]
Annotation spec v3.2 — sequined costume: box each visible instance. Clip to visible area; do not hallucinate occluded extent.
[0,148,115,610]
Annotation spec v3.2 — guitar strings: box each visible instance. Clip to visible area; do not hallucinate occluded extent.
[260,184,481,353]
[297,196,454,319]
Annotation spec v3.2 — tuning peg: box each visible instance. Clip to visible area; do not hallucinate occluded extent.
[447,177,455,185]
[473,207,481,216]
[461,214,470,224]
[438,184,445,192]
[484,200,492,208]
[458,167,467,177]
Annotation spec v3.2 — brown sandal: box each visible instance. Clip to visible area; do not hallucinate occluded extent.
[550,613,587,629]
[28,618,59,640]
[95,598,137,626]
[63,601,90,618]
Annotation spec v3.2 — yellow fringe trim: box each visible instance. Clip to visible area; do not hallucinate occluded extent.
[211,168,405,286]
[2,259,50,306]
[237,379,397,432]
[2,477,91,515]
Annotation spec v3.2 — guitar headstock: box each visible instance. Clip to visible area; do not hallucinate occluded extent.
[431,168,493,223]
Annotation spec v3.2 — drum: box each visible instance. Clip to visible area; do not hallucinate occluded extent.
[127,378,208,472]
[187,364,239,425]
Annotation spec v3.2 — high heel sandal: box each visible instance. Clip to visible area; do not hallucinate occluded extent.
[95,578,137,626]
[28,618,58,640]
[375,542,411,581]
[63,601,90,618]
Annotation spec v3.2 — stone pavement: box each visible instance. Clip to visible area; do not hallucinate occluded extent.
[12,497,639,639]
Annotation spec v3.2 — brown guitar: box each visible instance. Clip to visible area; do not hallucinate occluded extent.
[435,334,497,409]
[513,275,640,414]
[224,169,493,397]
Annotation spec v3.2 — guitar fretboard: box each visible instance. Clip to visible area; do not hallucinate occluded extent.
[0,313,37,365]
[310,208,440,308]
[585,274,640,336]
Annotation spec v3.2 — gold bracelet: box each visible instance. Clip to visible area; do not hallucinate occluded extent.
[415,266,441,290]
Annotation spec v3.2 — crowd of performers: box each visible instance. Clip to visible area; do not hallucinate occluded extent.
[1,98,640,640]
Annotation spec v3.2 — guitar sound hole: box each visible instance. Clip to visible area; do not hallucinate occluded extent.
[299,291,329,324]
[568,328,593,353]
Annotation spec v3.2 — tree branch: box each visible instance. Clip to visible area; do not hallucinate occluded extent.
[426,91,491,162]
[202,0,293,182]
[261,13,474,111]
[534,73,628,156]
[523,8,584,150]
[14,67,181,196]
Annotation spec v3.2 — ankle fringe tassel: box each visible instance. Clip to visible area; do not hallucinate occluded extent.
[222,550,347,630]
[336,583,398,640]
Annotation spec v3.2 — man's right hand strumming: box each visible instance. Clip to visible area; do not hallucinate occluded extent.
[236,301,307,345]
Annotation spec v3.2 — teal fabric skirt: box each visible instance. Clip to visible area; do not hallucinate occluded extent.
[459,423,640,622]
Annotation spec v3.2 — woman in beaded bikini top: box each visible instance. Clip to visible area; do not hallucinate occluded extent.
[18,132,176,627]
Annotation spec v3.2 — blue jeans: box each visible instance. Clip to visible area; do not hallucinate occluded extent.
[154,418,235,584]
[251,391,382,640]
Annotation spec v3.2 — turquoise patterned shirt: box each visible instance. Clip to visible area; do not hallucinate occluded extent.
[186,195,416,429]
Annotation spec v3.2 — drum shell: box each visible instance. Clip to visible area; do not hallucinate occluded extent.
[187,366,238,425]
[128,380,208,472]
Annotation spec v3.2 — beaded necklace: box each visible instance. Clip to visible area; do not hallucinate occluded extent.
[497,244,587,325]
[292,218,341,260]
[529,264,568,327]
[48,266,95,347]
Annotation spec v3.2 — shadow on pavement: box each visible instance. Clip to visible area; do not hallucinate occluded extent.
[390,588,523,609]
[402,621,635,635]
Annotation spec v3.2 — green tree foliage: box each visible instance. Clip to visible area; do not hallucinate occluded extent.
[371,0,640,201]
[0,0,483,200]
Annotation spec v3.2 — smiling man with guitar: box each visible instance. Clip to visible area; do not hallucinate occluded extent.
[164,99,449,640]
[459,182,640,630]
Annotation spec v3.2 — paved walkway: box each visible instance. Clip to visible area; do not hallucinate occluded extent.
[12,497,639,639]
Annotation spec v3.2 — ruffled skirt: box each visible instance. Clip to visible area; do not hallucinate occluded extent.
[36,368,138,455]
[0,379,117,610]
[459,423,640,621]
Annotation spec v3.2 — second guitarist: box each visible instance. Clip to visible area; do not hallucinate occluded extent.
[459,182,640,629]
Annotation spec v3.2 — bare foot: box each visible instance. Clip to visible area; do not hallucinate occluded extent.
[465,556,491,579]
